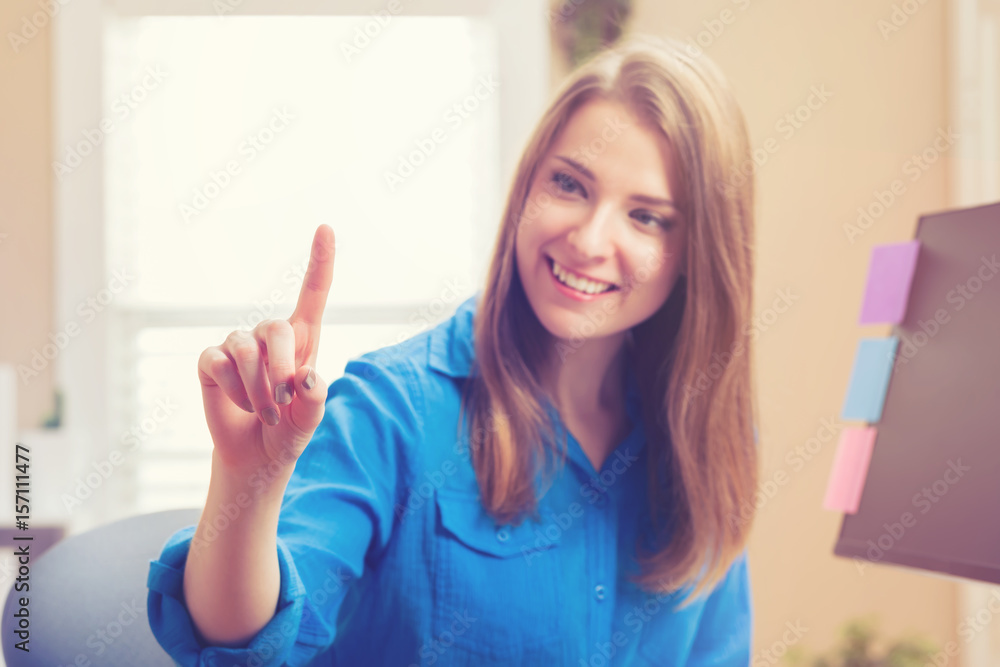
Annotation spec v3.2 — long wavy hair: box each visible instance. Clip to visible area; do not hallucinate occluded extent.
[458,33,758,605]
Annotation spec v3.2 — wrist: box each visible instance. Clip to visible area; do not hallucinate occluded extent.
[190,452,294,553]
[211,449,295,501]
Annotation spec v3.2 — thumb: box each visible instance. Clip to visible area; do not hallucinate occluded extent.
[285,365,326,440]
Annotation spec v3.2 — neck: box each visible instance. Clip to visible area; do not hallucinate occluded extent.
[540,330,631,416]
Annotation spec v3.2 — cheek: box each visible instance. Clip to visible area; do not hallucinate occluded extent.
[520,182,552,225]
[627,245,682,298]
[520,181,579,232]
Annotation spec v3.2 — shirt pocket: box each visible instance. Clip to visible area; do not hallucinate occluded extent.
[430,486,565,664]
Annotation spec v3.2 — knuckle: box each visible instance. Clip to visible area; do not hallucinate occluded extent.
[207,354,233,378]
[197,346,218,367]
[263,318,291,339]
[303,274,326,294]
[224,329,250,347]
[231,341,259,365]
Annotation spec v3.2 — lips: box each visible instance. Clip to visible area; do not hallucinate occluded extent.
[545,256,621,299]
[546,255,619,292]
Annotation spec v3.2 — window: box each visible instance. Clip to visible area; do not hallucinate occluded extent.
[54,0,548,528]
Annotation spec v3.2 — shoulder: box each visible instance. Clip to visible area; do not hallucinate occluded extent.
[327,292,480,426]
[341,292,479,390]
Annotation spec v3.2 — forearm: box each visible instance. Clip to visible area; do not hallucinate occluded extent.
[183,451,295,646]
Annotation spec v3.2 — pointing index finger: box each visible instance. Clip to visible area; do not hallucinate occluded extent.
[289,224,335,352]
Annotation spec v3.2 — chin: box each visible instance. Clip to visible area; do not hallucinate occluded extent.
[533,305,622,344]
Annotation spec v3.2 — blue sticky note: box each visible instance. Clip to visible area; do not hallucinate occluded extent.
[841,337,899,422]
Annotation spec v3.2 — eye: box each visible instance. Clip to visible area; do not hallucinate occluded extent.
[549,170,586,197]
[633,210,674,229]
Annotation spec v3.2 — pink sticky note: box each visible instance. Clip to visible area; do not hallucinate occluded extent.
[859,240,921,324]
[823,427,878,514]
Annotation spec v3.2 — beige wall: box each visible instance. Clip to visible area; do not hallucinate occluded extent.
[1,1,55,431]
[3,0,959,660]
[620,0,958,660]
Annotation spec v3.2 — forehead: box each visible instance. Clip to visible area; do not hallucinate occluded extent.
[546,97,677,198]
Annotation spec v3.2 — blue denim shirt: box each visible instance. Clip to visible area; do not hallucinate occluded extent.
[146,292,752,666]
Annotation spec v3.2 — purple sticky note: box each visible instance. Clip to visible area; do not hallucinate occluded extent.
[823,427,878,514]
[859,240,921,324]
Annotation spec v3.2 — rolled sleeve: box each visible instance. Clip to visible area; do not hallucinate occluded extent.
[688,550,753,666]
[146,526,325,667]
[146,354,422,666]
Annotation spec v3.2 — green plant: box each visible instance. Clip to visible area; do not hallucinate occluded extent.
[550,0,633,68]
[782,616,938,667]
[41,386,63,428]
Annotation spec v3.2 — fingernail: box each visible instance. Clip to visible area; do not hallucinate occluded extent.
[303,368,316,390]
[242,399,255,413]
[262,407,279,426]
[274,382,292,404]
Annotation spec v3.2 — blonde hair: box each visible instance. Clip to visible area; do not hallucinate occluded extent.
[459,33,758,606]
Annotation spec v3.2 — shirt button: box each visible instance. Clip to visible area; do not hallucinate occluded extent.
[496,527,510,542]
[594,494,607,508]
[594,584,606,601]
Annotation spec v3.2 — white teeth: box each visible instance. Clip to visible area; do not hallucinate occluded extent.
[551,259,615,295]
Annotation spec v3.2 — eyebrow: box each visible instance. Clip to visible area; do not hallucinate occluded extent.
[554,155,677,209]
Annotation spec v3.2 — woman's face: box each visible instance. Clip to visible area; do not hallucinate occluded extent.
[515,97,687,344]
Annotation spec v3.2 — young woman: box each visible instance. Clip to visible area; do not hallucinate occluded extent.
[147,33,758,666]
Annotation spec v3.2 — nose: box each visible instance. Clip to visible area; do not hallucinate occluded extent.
[566,202,617,260]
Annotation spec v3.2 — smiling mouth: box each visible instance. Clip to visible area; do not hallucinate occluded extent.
[546,255,619,295]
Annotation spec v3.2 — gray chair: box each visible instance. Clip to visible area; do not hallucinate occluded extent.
[1,508,201,666]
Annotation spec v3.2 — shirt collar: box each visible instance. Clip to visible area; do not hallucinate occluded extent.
[428,292,646,470]
[428,291,640,391]
[427,292,479,378]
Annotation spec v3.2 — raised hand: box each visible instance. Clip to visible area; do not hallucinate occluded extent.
[196,224,336,477]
